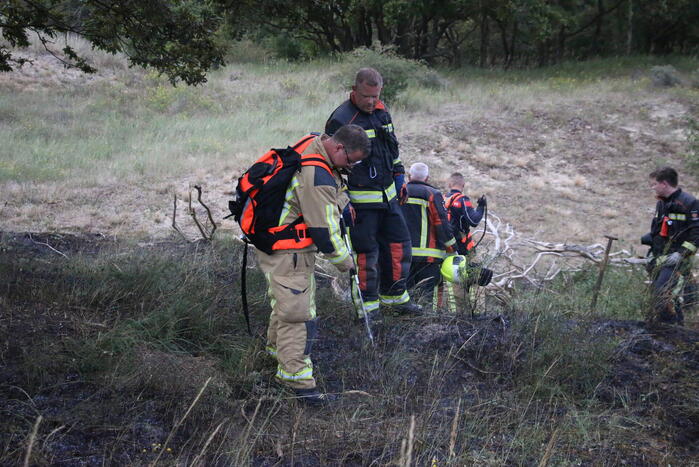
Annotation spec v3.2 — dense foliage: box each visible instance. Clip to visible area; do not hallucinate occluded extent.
[2,1,699,81]
[0,0,225,84]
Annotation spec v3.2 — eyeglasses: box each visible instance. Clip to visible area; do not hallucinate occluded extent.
[341,147,361,167]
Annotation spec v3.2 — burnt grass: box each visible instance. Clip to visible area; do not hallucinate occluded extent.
[1,232,698,465]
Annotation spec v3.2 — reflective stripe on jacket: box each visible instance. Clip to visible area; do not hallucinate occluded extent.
[277,137,351,265]
[325,95,403,209]
[402,181,455,261]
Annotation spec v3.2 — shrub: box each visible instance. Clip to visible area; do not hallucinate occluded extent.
[335,46,447,105]
[650,65,683,87]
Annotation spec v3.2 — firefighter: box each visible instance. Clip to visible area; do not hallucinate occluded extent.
[401,162,458,311]
[325,67,421,322]
[445,172,486,255]
[643,167,699,325]
[259,124,370,405]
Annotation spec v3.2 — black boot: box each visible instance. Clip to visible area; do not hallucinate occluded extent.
[385,301,423,316]
[294,388,334,406]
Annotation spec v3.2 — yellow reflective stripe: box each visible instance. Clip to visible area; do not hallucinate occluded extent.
[432,286,439,311]
[382,123,394,132]
[265,345,277,357]
[325,204,350,264]
[265,272,275,309]
[276,365,313,381]
[309,272,316,318]
[668,213,687,220]
[445,282,456,313]
[682,241,697,253]
[357,300,380,317]
[407,198,428,207]
[420,205,428,248]
[279,176,300,226]
[349,190,384,203]
[365,129,376,138]
[413,248,447,258]
[380,291,410,305]
[393,158,402,166]
[384,183,397,201]
[445,238,456,247]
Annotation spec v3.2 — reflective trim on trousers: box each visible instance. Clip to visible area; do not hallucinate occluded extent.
[380,290,410,305]
[276,362,314,382]
[357,299,380,318]
[265,345,277,358]
[682,241,697,253]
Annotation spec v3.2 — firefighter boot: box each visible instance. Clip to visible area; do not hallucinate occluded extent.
[386,300,423,316]
[294,388,336,406]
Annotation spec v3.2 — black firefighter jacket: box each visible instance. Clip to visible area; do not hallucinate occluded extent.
[402,181,456,262]
[325,95,404,209]
[649,188,699,258]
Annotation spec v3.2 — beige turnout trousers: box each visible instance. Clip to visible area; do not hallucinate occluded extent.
[257,249,318,390]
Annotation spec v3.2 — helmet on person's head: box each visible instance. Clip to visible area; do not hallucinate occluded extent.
[441,255,469,284]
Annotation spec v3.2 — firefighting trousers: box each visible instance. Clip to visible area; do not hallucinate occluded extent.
[652,264,693,324]
[651,264,688,325]
[257,250,318,390]
[349,202,412,316]
[407,261,456,312]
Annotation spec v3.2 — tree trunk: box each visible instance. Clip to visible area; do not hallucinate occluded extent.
[626,0,633,55]
[479,5,489,67]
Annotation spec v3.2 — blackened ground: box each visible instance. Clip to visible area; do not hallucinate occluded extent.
[1,232,698,465]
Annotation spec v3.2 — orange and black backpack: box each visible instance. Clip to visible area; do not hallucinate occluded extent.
[227,134,332,255]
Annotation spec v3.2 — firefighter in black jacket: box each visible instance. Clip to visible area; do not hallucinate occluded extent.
[643,167,699,325]
[402,163,457,311]
[445,172,486,255]
[325,67,420,320]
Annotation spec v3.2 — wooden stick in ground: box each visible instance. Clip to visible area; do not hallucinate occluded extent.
[590,235,618,312]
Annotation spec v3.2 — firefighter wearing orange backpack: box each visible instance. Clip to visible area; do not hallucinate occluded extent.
[445,172,486,256]
[257,125,369,405]
[642,167,699,325]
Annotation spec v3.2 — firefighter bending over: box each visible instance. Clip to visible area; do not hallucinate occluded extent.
[259,125,369,405]
[643,166,699,325]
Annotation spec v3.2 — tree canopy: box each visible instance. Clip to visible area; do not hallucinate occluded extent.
[2,0,698,83]
[1,0,226,85]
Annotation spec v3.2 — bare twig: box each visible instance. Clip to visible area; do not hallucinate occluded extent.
[28,233,68,258]
[171,194,190,242]
[23,415,42,467]
[194,185,217,238]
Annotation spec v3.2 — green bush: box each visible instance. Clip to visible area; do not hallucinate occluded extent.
[335,46,447,105]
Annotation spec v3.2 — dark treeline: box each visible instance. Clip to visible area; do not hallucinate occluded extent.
[2,0,698,84]
[229,0,699,66]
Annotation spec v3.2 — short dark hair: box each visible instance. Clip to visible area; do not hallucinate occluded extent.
[649,167,678,187]
[332,124,370,157]
[355,67,383,88]
[448,172,465,188]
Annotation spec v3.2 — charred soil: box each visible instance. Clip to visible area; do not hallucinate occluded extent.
[1,232,698,465]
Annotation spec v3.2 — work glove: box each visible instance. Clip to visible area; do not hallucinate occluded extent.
[394,174,408,205]
[477,195,487,208]
[663,251,683,267]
